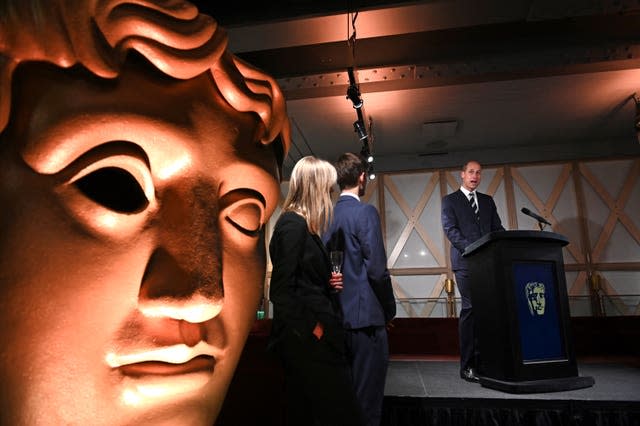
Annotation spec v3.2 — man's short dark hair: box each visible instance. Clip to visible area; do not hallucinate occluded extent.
[335,152,367,190]
[462,160,482,171]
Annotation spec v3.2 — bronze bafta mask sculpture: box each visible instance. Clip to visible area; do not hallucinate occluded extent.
[0,1,290,424]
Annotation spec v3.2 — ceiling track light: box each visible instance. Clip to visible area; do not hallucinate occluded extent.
[366,160,375,179]
[360,142,375,180]
[361,145,373,163]
[347,66,373,178]
[347,85,363,109]
[346,67,363,109]
[354,120,368,140]
[360,145,369,158]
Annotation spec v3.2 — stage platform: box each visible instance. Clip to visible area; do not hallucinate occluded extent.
[382,357,640,426]
[216,317,640,426]
[217,356,640,426]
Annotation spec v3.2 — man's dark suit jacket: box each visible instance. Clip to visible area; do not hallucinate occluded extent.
[441,189,505,271]
[323,195,396,329]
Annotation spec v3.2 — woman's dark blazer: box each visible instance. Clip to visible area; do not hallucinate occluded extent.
[268,211,344,355]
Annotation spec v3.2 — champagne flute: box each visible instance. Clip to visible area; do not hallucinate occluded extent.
[329,250,343,293]
[330,250,343,274]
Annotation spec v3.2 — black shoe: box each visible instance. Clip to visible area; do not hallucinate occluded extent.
[460,367,479,383]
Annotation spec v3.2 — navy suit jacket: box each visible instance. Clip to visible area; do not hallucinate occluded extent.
[441,189,505,271]
[323,195,396,329]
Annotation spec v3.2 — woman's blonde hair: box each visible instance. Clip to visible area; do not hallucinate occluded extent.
[283,156,337,236]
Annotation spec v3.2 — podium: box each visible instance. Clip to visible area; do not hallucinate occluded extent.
[463,230,594,393]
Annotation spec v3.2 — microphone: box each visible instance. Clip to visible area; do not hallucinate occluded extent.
[521,207,552,226]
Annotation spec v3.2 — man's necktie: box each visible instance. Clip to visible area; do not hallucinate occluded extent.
[469,192,478,215]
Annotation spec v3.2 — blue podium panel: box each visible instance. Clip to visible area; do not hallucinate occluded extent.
[512,262,565,363]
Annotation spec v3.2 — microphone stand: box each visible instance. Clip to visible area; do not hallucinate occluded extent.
[521,207,552,231]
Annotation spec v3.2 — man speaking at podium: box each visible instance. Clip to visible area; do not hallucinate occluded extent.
[441,160,505,382]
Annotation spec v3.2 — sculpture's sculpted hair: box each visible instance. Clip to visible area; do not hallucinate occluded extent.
[0,0,290,154]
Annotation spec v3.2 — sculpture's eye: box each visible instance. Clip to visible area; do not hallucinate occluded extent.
[226,200,264,235]
[221,189,266,237]
[75,167,149,213]
[65,147,155,216]
[52,143,156,239]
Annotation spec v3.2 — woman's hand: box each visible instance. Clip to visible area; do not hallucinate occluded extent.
[329,272,343,293]
[312,321,324,340]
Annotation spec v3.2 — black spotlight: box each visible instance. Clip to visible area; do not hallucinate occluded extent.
[360,144,375,180]
[360,144,372,162]
[346,84,363,109]
[367,161,376,180]
[346,67,363,109]
[353,120,367,140]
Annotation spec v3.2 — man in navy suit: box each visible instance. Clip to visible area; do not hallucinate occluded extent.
[324,152,396,426]
[441,160,505,382]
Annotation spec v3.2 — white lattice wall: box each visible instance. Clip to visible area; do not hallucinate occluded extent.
[264,156,640,318]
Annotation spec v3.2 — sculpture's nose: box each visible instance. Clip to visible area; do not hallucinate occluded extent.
[137,183,223,323]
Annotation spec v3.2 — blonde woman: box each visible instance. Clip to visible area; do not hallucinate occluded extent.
[268,156,364,426]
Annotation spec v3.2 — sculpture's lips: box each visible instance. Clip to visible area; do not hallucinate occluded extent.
[107,342,221,403]
[106,341,220,372]
[118,355,214,377]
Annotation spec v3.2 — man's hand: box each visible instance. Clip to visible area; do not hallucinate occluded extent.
[386,320,395,331]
